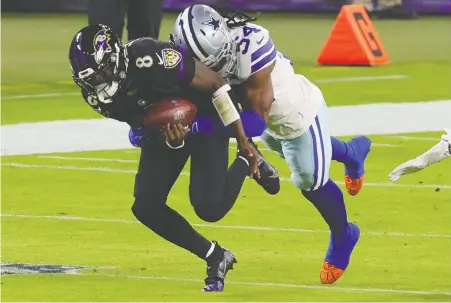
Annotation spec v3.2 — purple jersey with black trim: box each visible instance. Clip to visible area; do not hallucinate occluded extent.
[82,37,195,126]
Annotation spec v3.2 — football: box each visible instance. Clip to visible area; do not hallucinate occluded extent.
[143,97,198,129]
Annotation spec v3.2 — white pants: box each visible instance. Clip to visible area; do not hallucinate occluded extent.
[261,102,332,191]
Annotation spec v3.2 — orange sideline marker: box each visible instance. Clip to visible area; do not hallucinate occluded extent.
[317,4,389,66]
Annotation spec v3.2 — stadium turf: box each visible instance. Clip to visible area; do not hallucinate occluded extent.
[1,13,450,302]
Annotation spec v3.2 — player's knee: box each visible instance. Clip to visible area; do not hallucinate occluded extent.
[292,171,315,190]
[189,189,224,223]
[131,199,148,223]
[191,198,224,223]
[131,197,163,224]
[194,207,224,223]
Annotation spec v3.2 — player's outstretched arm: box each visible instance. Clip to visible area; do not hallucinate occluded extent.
[189,58,260,177]
[388,129,451,182]
[189,59,246,140]
[243,62,275,123]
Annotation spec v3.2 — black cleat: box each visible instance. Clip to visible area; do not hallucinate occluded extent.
[202,242,237,292]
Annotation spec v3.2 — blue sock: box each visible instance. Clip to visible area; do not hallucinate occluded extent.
[331,136,353,164]
[302,179,348,236]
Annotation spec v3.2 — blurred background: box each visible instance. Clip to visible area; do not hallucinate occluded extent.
[3,0,451,15]
[4,0,451,16]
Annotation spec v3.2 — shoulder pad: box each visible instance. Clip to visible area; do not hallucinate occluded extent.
[125,38,183,70]
[232,24,277,81]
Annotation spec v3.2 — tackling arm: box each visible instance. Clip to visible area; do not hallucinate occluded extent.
[188,59,248,144]
[243,62,275,123]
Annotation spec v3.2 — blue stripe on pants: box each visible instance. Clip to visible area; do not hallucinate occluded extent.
[309,124,319,191]
[315,115,326,189]
[310,116,326,191]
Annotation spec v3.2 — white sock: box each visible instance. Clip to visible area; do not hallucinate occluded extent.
[205,242,215,258]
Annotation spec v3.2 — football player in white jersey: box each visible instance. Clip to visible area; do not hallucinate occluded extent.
[172,5,372,285]
[389,129,450,181]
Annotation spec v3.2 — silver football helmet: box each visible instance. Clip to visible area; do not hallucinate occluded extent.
[172,4,237,78]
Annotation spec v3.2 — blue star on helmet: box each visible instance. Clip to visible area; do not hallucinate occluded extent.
[202,14,220,31]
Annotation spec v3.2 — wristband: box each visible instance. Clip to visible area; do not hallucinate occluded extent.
[212,84,240,126]
[212,84,232,98]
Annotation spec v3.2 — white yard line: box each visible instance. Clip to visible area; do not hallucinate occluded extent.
[38,156,138,163]
[2,213,450,239]
[3,259,447,295]
[1,75,407,101]
[123,143,398,154]
[313,75,408,84]
[228,143,398,151]
[4,162,451,189]
[371,143,399,147]
[384,135,440,141]
[74,272,451,296]
[1,92,79,100]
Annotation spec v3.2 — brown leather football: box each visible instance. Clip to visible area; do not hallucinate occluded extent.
[143,97,198,129]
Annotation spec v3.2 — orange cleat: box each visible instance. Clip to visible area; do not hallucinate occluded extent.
[320,261,345,284]
[344,174,365,196]
[321,222,360,284]
[343,135,371,196]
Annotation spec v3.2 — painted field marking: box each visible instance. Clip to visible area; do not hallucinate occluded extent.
[4,162,450,190]
[38,156,138,163]
[2,259,446,295]
[2,212,450,239]
[314,75,408,84]
[2,92,79,100]
[371,143,399,147]
[74,272,451,296]
[384,135,440,142]
[122,142,398,155]
[1,75,407,100]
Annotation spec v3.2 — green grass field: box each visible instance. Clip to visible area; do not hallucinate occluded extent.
[1,13,451,302]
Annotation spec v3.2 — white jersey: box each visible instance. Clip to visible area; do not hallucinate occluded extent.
[229,23,324,139]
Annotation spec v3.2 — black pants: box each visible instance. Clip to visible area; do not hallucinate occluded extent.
[88,0,163,39]
[131,133,249,260]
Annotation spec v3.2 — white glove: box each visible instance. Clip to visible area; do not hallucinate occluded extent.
[441,128,451,149]
[388,128,451,182]
[389,158,427,182]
